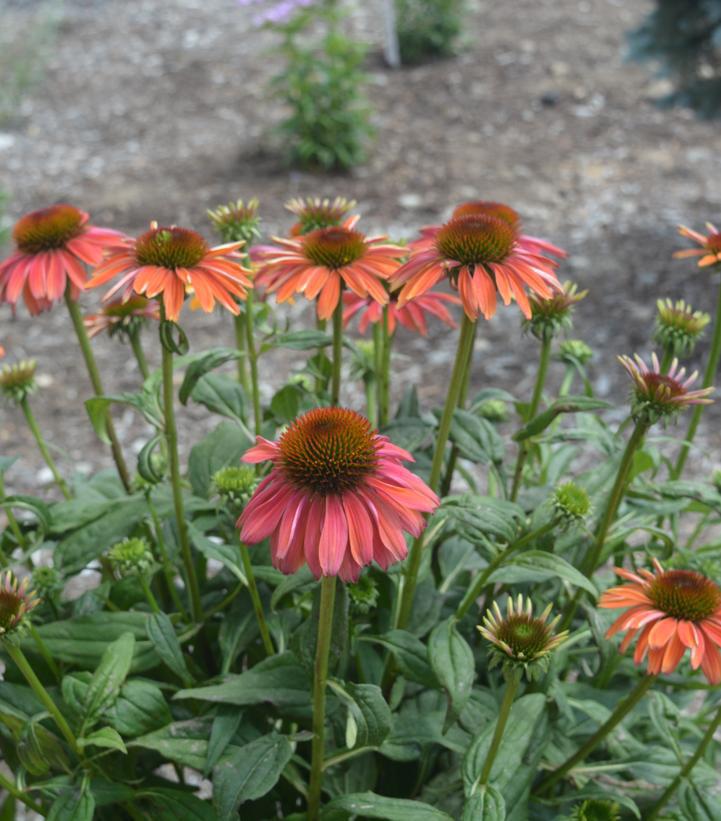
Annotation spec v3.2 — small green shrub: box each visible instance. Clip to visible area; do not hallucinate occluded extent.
[395,0,463,65]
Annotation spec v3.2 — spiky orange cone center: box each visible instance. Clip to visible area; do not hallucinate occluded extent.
[435,215,516,266]
[135,226,209,269]
[451,201,521,229]
[648,570,721,621]
[13,204,84,253]
[302,227,366,270]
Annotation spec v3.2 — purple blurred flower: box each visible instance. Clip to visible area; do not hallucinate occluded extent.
[238,0,316,27]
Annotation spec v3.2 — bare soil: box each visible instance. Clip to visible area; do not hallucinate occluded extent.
[2,0,721,495]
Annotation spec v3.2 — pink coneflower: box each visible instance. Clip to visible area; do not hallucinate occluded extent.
[237,407,439,581]
[86,222,253,321]
[675,222,721,268]
[0,571,40,637]
[84,295,160,339]
[618,353,714,421]
[256,217,404,320]
[343,289,459,336]
[391,212,562,321]
[600,559,721,684]
[0,204,125,315]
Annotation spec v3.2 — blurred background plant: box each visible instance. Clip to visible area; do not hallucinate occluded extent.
[245,0,373,169]
[630,0,721,117]
[394,0,463,65]
[0,1,62,126]
[0,191,10,250]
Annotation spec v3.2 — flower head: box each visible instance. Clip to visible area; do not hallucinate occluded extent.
[31,566,63,601]
[348,574,380,615]
[675,222,721,268]
[524,281,587,341]
[600,559,721,684]
[478,595,568,679]
[391,210,562,321]
[0,571,40,637]
[107,537,156,578]
[553,481,590,524]
[285,196,357,235]
[212,465,258,511]
[654,298,710,359]
[342,289,459,336]
[618,352,714,424]
[208,198,261,245]
[568,799,621,821]
[84,295,160,339]
[557,338,593,367]
[257,217,404,320]
[237,407,439,581]
[86,222,253,321]
[476,398,509,422]
[0,204,125,315]
[0,359,37,403]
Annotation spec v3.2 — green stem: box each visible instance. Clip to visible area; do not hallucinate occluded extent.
[140,575,161,614]
[379,306,392,427]
[558,366,574,398]
[510,335,552,502]
[0,769,44,815]
[373,321,384,426]
[364,376,378,429]
[3,641,81,757]
[396,315,477,631]
[331,299,344,406]
[146,493,188,619]
[0,474,27,551]
[27,623,61,683]
[64,289,131,491]
[20,396,71,499]
[239,541,274,656]
[244,293,262,435]
[535,674,657,796]
[315,317,328,396]
[645,702,721,820]
[307,576,337,820]
[477,669,521,788]
[673,278,721,479]
[233,311,251,395]
[455,518,559,620]
[659,346,675,374]
[128,328,150,381]
[160,315,202,622]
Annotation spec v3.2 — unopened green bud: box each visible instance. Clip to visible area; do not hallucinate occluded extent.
[0,359,38,403]
[107,538,155,578]
[553,481,590,523]
[213,465,258,510]
[477,398,508,422]
[348,574,379,615]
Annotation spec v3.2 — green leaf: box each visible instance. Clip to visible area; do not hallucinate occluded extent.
[79,726,127,754]
[461,786,506,820]
[450,409,504,464]
[146,612,193,686]
[188,421,253,497]
[486,551,597,596]
[17,719,70,776]
[179,347,243,405]
[137,788,218,821]
[271,565,315,610]
[323,792,454,820]
[85,387,163,443]
[83,632,135,727]
[109,680,172,737]
[328,681,392,749]
[359,631,438,688]
[463,694,545,796]
[132,717,219,770]
[272,329,332,350]
[189,526,246,584]
[213,732,293,819]
[205,707,242,776]
[513,396,611,442]
[428,617,475,731]
[22,613,158,671]
[47,784,95,821]
[191,372,246,423]
[175,652,311,708]
[0,495,50,537]
[440,494,524,544]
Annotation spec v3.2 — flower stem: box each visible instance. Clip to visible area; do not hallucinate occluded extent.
[27,623,61,683]
[0,474,28,552]
[159,315,202,622]
[365,374,379,429]
[0,769,44,815]
[307,576,337,820]
[477,669,521,788]
[244,293,262,435]
[128,327,150,381]
[510,335,552,502]
[373,321,384,426]
[535,674,657,796]
[454,518,559,620]
[233,311,251,395]
[659,346,674,374]
[673,277,721,479]
[140,575,161,614]
[645,702,721,820]
[145,492,189,619]
[379,306,392,427]
[3,640,82,757]
[64,289,131,491]
[331,300,344,406]
[20,396,71,500]
[396,315,477,631]
[239,541,274,656]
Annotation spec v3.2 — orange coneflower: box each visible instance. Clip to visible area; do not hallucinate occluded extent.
[237,407,439,581]
[675,222,721,267]
[84,295,160,339]
[0,204,125,315]
[86,222,253,321]
[600,559,721,684]
[256,216,405,320]
[391,210,562,321]
[342,289,460,336]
